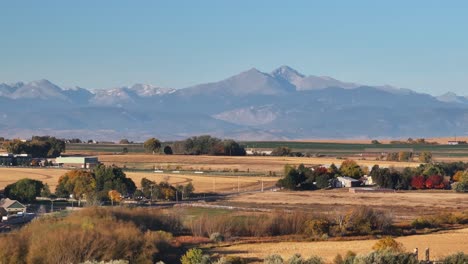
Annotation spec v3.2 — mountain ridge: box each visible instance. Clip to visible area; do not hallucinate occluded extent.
[1,66,467,141]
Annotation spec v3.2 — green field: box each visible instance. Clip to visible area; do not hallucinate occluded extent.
[65,141,468,158]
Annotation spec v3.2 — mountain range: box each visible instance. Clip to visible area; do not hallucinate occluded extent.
[1,66,467,141]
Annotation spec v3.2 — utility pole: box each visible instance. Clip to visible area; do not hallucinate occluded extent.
[176,190,178,203]
[261,178,264,192]
[237,176,240,193]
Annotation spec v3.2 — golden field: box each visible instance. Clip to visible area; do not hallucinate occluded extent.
[212,228,468,263]
[98,154,422,173]
[0,167,278,193]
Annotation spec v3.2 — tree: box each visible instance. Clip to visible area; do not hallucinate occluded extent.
[453,171,465,182]
[425,175,445,189]
[144,138,161,154]
[398,151,412,162]
[223,140,246,156]
[339,160,363,179]
[163,146,173,155]
[40,183,52,198]
[93,165,136,200]
[454,171,468,193]
[56,170,96,205]
[108,190,122,206]
[316,174,330,189]
[419,151,433,163]
[181,248,204,264]
[271,146,291,156]
[4,178,45,203]
[182,182,195,198]
[119,139,130,144]
[372,237,404,252]
[411,175,426,189]
[122,147,128,154]
[371,140,381,144]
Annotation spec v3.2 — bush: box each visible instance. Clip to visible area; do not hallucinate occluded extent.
[181,248,204,264]
[440,252,468,264]
[411,217,434,229]
[0,208,178,264]
[303,219,330,239]
[264,254,284,264]
[345,207,393,235]
[214,256,246,264]
[372,237,404,252]
[353,251,417,264]
[210,232,225,242]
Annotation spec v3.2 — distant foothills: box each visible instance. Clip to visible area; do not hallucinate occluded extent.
[1,66,468,141]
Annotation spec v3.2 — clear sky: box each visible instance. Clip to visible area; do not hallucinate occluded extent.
[1,1,467,95]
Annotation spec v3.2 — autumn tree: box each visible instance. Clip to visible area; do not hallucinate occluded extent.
[425,175,445,189]
[339,160,363,179]
[419,151,433,163]
[372,237,405,252]
[144,138,161,154]
[108,190,122,206]
[453,171,465,182]
[411,175,426,189]
[56,170,96,206]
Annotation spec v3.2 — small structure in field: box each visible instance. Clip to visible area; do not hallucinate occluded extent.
[55,156,99,169]
[448,140,467,145]
[0,198,26,216]
[334,176,361,188]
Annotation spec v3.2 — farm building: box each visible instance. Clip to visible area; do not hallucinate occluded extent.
[55,156,99,169]
[0,198,26,215]
[334,176,361,188]
[0,153,32,166]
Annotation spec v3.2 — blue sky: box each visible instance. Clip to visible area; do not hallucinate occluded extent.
[1,1,467,95]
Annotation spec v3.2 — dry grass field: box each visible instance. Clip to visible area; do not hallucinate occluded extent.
[125,171,278,193]
[212,228,468,263]
[223,189,468,222]
[0,167,68,191]
[98,154,422,174]
[0,167,278,193]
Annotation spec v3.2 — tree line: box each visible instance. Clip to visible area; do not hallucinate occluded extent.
[144,135,246,156]
[277,160,468,192]
[2,136,65,158]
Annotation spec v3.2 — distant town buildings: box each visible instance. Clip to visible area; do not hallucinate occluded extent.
[55,156,99,169]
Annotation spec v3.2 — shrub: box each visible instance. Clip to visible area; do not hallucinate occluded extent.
[264,254,284,264]
[345,207,393,235]
[356,251,418,264]
[303,219,330,238]
[214,256,246,264]
[372,237,404,252]
[210,232,225,242]
[181,248,204,264]
[425,175,445,189]
[411,217,434,229]
[440,252,468,264]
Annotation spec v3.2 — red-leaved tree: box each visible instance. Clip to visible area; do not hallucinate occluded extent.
[411,175,426,189]
[425,175,445,189]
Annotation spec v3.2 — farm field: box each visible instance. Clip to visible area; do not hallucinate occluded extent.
[221,188,468,222]
[0,167,277,193]
[212,228,468,263]
[97,154,422,174]
[65,141,468,161]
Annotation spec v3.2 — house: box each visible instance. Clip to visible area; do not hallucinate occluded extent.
[334,176,361,188]
[55,156,99,169]
[0,198,26,215]
[245,148,273,156]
